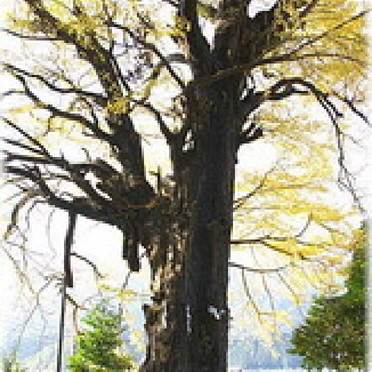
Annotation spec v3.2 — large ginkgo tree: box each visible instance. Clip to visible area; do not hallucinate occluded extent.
[0,0,369,371]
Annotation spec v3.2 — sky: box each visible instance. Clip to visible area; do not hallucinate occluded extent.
[0,0,371,369]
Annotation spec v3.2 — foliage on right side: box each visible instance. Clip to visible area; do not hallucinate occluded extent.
[289,226,366,370]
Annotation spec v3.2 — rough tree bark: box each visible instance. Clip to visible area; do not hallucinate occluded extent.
[141,80,239,371]
[140,0,274,368]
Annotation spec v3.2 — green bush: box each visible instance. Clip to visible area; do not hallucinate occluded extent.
[289,229,366,370]
[68,300,133,371]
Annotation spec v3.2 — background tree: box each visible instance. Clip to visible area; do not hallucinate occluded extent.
[0,0,369,371]
[68,300,133,372]
[289,226,366,370]
[2,352,27,372]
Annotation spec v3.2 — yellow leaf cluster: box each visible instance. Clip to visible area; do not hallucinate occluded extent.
[263,0,367,93]
[106,96,130,114]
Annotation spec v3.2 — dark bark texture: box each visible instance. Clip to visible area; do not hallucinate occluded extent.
[141,81,239,372]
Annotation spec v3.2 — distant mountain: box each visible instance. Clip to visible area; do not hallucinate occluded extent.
[229,332,303,370]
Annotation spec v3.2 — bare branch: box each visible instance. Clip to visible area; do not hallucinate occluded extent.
[108,22,186,90]
[231,238,309,259]
[4,189,39,240]
[139,102,175,143]
[1,117,50,156]
[229,261,289,273]
[4,165,116,226]
[261,274,275,317]
[241,269,263,324]
[71,252,104,279]
[1,28,59,41]
[276,271,304,316]
[233,167,274,210]
[3,63,108,106]
[331,89,370,126]
[179,0,213,76]
[14,277,55,352]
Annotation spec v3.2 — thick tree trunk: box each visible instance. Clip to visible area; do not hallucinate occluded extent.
[141,83,238,372]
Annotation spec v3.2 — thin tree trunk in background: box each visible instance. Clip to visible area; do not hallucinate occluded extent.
[57,280,67,372]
